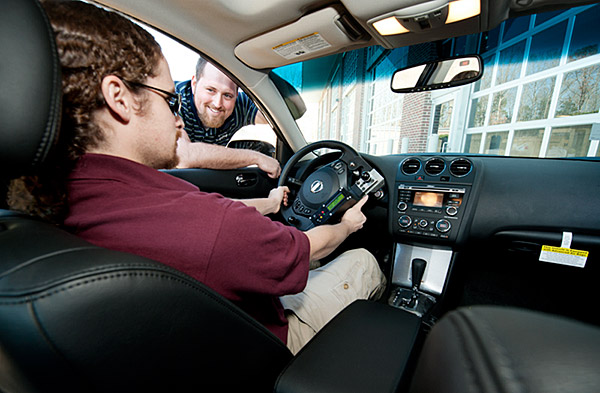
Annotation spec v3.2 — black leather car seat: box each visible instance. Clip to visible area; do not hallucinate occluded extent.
[0,1,292,392]
[409,306,600,393]
[3,1,600,393]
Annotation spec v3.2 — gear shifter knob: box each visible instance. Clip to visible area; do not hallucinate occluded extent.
[411,258,427,290]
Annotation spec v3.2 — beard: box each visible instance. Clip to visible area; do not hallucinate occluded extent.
[157,152,180,170]
[198,107,227,128]
[140,131,181,170]
[145,149,179,170]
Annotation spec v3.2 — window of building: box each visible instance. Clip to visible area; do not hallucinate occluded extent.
[568,5,600,62]
[555,64,600,117]
[496,41,526,85]
[367,57,404,154]
[526,21,567,76]
[469,96,488,127]
[502,15,530,42]
[534,10,564,26]
[547,125,592,157]
[484,131,509,155]
[517,77,555,121]
[431,100,454,152]
[464,133,482,153]
[489,87,517,125]
[463,5,600,158]
[510,128,544,157]
[474,55,495,92]
[340,87,356,145]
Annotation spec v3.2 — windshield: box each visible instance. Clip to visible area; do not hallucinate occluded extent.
[274,5,600,159]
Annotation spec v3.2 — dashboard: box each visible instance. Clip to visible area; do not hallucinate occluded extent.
[166,152,600,324]
[365,154,600,248]
[361,153,600,325]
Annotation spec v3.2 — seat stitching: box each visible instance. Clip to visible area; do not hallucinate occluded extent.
[0,246,99,279]
[0,271,288,348]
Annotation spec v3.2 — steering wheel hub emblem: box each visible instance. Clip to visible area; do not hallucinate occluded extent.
[310,180,324,193]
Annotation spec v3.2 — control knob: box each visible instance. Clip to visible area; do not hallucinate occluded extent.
[397,201,408,211]
[435,219,451,233]
[398,215,412,228]
[446,206,458,216]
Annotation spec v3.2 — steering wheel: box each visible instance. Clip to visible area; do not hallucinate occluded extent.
[278,140,384,231]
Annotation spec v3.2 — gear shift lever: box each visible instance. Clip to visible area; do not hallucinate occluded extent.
[407,258,427,307]
[411,258,427,291]
[389,257,435,316]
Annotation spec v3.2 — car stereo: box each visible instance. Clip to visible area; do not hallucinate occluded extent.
[394,183,470,241]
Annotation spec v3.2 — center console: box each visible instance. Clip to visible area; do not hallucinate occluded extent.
[392,156,475,244]
[389,156,476,316]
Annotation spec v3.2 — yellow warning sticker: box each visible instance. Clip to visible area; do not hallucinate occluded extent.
[272,33,332,60]
[539,245,589,268]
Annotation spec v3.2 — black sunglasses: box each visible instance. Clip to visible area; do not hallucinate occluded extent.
[121,79,182,116]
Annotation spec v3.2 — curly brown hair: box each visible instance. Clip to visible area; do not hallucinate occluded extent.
[7,0,163,224]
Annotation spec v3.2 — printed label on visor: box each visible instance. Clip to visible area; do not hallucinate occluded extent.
[272,33,331,59]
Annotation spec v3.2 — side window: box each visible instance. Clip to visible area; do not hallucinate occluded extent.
[146,26,277,158]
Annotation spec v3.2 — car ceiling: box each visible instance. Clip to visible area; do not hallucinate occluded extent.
[95,0,599,70]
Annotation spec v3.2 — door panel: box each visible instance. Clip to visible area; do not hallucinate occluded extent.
[163,167,277,199]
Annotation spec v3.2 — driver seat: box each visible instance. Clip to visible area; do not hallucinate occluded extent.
[0,1,292,392]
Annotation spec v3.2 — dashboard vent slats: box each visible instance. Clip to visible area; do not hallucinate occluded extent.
[450,158,473,177]
[401,158,421,175]
[425,158,445,176]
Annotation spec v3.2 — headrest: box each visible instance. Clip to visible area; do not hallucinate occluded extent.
[0,0,61,176]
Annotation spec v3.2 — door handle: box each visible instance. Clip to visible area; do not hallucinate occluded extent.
[235,173,257,187]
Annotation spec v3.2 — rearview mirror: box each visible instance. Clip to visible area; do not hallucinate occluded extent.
[391,55,482,93]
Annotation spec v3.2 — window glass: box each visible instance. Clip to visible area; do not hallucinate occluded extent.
[517,77,556,121]
[484,131,509,155]
[473,55,495,92]
[496,41,525,85]
[431,100,454,152]
[276,8,600,159]
[502,16,530,42]
[468,96,488,127]
[489,87,517,125]
[535,10,565,26]
[555,64,600,117]
[526,21,567,75]
[510,129,544,157]
[480,26,500,52]
[464,133,482,154]
[568,5,600,62]
[340,87,356,145]
[547,125,592,157]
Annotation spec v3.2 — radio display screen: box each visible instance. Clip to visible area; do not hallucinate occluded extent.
[413,191,444,208]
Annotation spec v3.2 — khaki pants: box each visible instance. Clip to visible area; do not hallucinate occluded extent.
[280,248,386,354]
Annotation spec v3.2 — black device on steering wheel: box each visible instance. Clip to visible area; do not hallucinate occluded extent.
[278,140,384,231]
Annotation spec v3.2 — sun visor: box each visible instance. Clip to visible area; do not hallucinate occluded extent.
[235,7,367,69]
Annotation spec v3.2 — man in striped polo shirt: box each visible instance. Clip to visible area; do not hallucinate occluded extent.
[175,57,281,178]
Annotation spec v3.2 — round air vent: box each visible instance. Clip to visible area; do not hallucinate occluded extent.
[401,158,421,175]
[450,158,473,177]
[424,158,445,176]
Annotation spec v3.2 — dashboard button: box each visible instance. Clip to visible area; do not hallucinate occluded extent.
[446,206,458,216]
[398,215,412,228]
[436,219,451,233]
[397,201,408,211]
